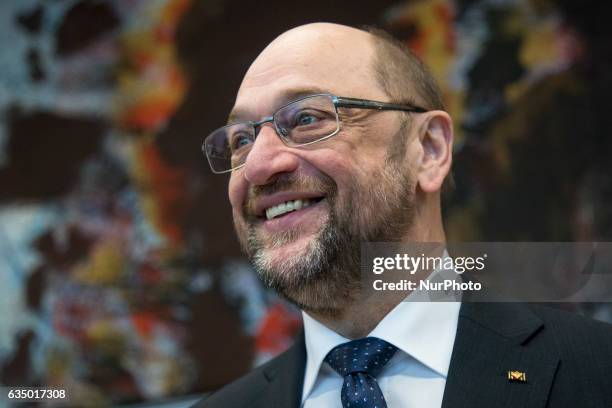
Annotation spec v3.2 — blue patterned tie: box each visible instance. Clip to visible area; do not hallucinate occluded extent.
[324,337,398,408]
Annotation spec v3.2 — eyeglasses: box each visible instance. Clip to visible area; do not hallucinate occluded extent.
[202,93,427,174]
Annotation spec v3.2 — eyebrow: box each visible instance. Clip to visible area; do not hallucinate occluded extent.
[227,86,331,124]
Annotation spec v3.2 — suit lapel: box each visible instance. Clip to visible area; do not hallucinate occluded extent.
[442,302,559,408]
[262,331,306,408]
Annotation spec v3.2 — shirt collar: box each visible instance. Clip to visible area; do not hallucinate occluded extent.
[300,253,461,402]
[302,311,349,403]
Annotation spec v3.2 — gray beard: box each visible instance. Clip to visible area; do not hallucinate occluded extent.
[245,160,415,317]
[249,205,360,316]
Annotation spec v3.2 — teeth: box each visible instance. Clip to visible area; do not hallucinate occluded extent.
[265,199,316,220]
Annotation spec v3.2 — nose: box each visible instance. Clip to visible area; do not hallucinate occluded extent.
[243,124,299,185]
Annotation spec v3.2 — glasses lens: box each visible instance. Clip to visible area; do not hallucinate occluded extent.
[204,123,254,173]
[274,95,339,145]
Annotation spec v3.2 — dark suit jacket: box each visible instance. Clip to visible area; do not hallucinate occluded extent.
[193,302,612,407]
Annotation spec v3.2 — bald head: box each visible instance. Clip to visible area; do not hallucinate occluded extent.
[247,23,376,83]
[234,23,383,116]
[233,23,443,123]
[266,22,371,52]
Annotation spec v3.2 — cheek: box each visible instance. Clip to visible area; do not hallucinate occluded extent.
[302,137,382,190]
[300,151,368,212]
[302,149,355,188]
[232,208,247,236]
[231,208,250,252]
[228,173,246,213]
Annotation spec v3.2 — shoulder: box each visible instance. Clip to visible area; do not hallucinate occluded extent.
[190,334,306,408]
[190,358,273,408]
[527,305,612,404]
[528,304,612,356]
[453,302,612,405]
[458,301,612,365]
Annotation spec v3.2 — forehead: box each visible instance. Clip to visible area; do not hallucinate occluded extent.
[231,25,386,122]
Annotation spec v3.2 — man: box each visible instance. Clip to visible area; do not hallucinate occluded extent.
[194,23,612,407]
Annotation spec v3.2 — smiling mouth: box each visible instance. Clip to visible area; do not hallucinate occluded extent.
[264,197,325,220]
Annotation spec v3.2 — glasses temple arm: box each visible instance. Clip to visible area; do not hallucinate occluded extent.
[333,96,427,113]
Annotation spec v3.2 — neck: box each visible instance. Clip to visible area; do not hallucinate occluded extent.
[309,290,407,339]
[308,207,447,339]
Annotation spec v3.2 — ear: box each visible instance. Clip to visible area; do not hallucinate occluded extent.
[415,111,453,193]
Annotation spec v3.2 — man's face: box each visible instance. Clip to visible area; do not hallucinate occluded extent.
[227,25,418,315]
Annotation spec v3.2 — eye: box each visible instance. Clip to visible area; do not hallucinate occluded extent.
[295,112,319,126]
[229,131,253,152]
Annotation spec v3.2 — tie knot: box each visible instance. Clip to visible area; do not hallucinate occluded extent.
[324,337,397,378]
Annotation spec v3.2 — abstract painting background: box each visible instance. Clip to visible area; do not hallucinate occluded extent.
[0,0,610,405]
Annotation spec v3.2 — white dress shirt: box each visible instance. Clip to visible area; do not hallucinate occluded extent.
[301,289,460,407]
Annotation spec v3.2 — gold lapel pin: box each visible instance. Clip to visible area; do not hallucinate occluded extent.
[507,370,527,382]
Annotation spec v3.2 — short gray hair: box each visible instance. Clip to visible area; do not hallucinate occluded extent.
[364,26,453,193]
[364,26,446,111]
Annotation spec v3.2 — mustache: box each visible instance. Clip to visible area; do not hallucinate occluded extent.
[243,173,336,218]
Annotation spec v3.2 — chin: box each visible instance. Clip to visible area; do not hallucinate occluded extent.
[258,234,315,270]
